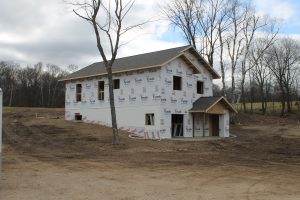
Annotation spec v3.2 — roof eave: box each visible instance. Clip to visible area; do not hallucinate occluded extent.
[189,96,238,114]
[186,46,221,79]
[189,110,206,113]
[59,65,162,82]
[220,97,238,113]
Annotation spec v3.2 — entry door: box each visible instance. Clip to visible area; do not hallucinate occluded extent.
[172,114,184,137]
[211,115,219,136]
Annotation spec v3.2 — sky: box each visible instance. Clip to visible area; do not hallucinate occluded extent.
[0,0,300,69]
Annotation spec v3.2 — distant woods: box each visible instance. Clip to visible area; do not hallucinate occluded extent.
[0,62,76,108]
[164,0,300,116]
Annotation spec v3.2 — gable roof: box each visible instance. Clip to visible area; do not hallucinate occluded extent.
[189,96,237,113]
[60,45,220,81]
[187,47,220,79]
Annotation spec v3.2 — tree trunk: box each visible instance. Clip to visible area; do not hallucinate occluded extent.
[40,81,44,106]
[242,99,247,112]
[280,90,286,117]
[241,77,247,112]
[250,97,253,113]
[260,86,266,115]
[264,100,268,113]
[48,83,51,107]
[231,70,235,104]
[9,84,13,107]
[286,86,292,113]
[106,66,120,144]
[218,26,226,97]
[280,98,285,117]
[221,69,226,96]
[287,96,291,112]
[51,82,59,107]
[250,83,254,114]
[272,97,275,113]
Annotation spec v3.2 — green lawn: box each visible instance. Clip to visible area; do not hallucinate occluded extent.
[3,107,17,113]
[237,101,300,112]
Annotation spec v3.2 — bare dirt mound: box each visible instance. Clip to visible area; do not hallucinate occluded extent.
[3,108,300,168]
[1,108,300,200]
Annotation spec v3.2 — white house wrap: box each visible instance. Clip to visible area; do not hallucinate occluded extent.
[61,46,237,139]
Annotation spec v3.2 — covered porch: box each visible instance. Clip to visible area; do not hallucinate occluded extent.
[189,97,237,137]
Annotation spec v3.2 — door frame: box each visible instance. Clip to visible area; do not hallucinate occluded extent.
[210,114,219,136]
[171,114,184,137]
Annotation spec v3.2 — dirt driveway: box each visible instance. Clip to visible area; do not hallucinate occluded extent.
[1,108,300,200]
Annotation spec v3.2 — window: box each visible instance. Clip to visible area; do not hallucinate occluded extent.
[197,81,204,94]
[75,113,82,121]
[173,76,182,90]
[98,81,104,100]
[76,84,82,102]
[145,113,155,125]
[113,79,120,89]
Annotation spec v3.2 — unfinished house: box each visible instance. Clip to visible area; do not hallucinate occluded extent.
[61,45,237,139]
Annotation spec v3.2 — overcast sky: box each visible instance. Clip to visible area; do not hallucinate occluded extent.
[0,0,300,69]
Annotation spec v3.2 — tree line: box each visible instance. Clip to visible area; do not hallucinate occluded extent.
[0,62,77,107]
[164,0,300,116]
[1,0,300,117]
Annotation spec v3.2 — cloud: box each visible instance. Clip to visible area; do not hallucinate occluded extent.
[2,0,298,74]
[0,0,183,68]
[253,0,296,21]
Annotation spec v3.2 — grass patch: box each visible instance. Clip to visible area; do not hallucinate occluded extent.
[237,101,300,112]
[3,107,17,113]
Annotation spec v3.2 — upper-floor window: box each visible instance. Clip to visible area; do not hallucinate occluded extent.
[113,79,120,89]
[98,81,104,100]
[197,81,204,94]
[76,84,82,102]
[173,76,182,90]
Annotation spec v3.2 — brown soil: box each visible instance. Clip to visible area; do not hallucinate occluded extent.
[1,108,300,200]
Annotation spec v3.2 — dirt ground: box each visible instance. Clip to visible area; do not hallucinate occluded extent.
[1,108,300,200]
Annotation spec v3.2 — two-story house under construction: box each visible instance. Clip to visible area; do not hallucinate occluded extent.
[61,45,237,139]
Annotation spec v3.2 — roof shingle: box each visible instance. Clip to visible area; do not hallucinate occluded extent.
[190,97,222,111]
[190,96,238,113]
[62,45,190,80]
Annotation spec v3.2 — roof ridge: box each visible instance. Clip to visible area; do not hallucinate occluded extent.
[92,45,191,64]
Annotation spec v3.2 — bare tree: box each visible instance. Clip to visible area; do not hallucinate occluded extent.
[0,62,20,106]
[68,0,144,144]
[7,64,19,107]
[45,64,59,106]
[34,62,44,106]
[239,12,261,111]
[281,39,300,113]
[0,61,66,108]
[163,0,234,97]
[239,15,277,112]
[163,0,200,49]
[197,0,230,66]
[163,0,230,66]
[67,64,79,73]
[268,38,300,116]
[250,38,273,114]
[225,0,248,103]
[195,0,232,96]
[48,64,63,107]
[217,2,231,96]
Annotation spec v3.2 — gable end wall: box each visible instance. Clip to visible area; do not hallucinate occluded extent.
[159,54,213,138]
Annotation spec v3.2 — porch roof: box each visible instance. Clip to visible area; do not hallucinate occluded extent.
[189,96,238,114]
